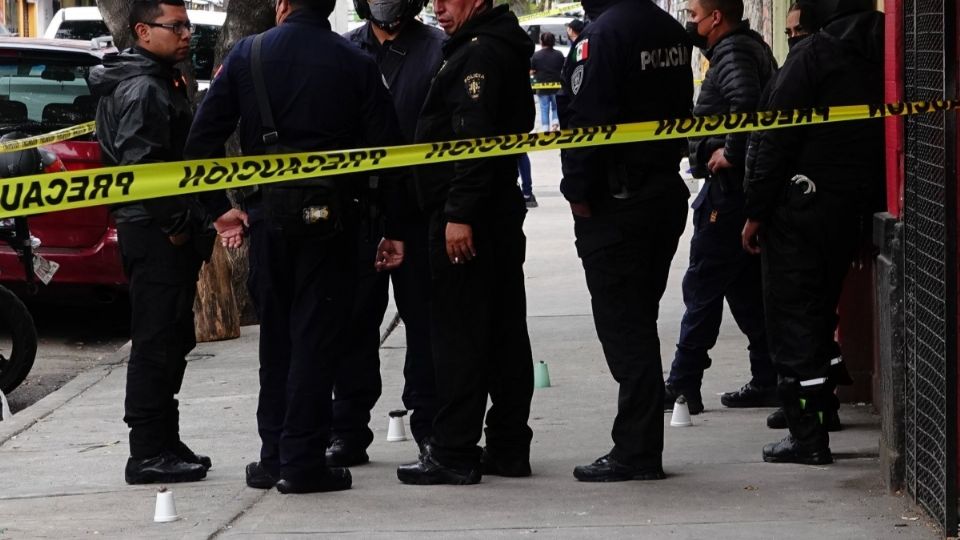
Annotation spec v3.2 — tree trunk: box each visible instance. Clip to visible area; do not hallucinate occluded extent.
[193,0,275,339]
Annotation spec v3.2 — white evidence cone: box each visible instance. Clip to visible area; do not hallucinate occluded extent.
[154,487,179,523]
[670,397,693,427]
[387,409,408,442]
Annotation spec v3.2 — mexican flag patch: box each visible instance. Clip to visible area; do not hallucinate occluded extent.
[575,39,590,62]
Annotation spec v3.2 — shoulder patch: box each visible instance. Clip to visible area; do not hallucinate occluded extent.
[464,72,485,100]
[575,39,590,62]
[571,65,584,95]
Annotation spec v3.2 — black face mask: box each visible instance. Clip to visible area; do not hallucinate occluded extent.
[787,34,810,51]
[685,21,708,50]
[369,0,406,32]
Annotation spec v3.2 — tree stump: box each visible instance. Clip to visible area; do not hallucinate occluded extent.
[194,241,241,342]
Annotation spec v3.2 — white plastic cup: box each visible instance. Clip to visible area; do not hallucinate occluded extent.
[154,488,179,523]
[670,400,693,427]
[387,415,408,442]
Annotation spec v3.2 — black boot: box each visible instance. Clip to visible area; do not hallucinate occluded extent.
[276,468,352,494]
[172,440,212,471]
[720,381,779,408]
[325,438,370,467]
[762,380,832,465]
[397,449,480,485]
[663,384,704,415]
[245,461,278,489]
[767,389,842,432]
[125,451,207,485]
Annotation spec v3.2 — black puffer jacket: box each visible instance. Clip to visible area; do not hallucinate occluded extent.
[91,47,229,235]
[744,10,884,220]
[689,22,777,182]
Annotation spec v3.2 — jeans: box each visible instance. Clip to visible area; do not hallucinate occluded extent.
[537,93,558,130]
[517,154,532,197]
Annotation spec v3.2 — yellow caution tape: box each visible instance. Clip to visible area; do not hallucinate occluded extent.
[518,2,581,22]
[0,121,96,153]
[0,100,952,220]
[532,82,562,90]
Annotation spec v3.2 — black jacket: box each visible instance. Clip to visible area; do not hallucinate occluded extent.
[744,10,884,220]
[689,22,776,182]
[560,0,693,205]
[346,19,445,223]
[413,5,534,223]
[185,9,405,231]
[91,47,229,235]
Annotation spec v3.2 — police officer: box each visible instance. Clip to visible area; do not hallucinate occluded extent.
[663,0,777,415]
[561,0,692,482]
[742,0,883,465]
[185,0,405,493]
[328,0,445,467]
[396,0,535,485]
[91,0,246,485]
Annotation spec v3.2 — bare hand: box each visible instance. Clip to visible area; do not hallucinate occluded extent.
[708,148,733,174]
[445,222,475,264]
[569,201,592,218]
[742,218,762,254]
[375,238,405,272]
[214,208,249,249]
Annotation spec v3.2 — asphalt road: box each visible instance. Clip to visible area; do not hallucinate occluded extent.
[5,297,130,414]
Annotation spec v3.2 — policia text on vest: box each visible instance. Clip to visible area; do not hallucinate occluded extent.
[0,99,953,220]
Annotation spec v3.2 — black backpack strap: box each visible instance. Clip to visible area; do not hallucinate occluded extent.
[251,33,279,151]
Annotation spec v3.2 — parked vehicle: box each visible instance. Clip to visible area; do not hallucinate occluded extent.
[43,7,225,86]
[520,15,583,57]
[0,37,126,300]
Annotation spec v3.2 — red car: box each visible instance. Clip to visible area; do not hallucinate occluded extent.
[0,38,125,300]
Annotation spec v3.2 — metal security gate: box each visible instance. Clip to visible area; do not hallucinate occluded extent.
[902,0,958,535]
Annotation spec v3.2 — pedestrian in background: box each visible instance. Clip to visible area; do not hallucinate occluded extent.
[530,31,564,132]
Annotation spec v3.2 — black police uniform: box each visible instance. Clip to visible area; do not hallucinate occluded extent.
[411,4,535,473]
[744,4,883,463]
[185,8,404,485]
[91,46,230,482]
[332,19,445,454]
[561,0,692,476]
[666,21,777,407]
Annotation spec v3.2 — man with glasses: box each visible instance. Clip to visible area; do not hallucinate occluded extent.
[91,0,246,485]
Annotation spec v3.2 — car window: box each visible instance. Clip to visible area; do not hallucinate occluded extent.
[55,20,221,81]
[54,20,111,41]
[0,59,97,128]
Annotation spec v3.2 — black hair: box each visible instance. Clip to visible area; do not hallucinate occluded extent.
[129,0,186,39]
[540,31,555,48]
[698,0,744,22]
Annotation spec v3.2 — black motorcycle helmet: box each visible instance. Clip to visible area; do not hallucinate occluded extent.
[0,132,42,179]
[354,0,428,32]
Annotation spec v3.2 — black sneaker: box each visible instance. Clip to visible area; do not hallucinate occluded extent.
[481,448,531,477]
[172,440,212,471]
[720,381,779,408]
[276,468,352,494]
[767,408,842,432]
[125,451,207,485]
[524,194,538,208]
[245,461,278,489]
[397,453,481,485]
[325,438,370,467]
[663,384,704,415]
[573,454,665,482]
[762,434,833,465]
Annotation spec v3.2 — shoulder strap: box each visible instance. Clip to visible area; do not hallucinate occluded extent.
[251,33,279,150]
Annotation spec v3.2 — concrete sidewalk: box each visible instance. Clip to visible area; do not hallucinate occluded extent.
[0,150,935,539]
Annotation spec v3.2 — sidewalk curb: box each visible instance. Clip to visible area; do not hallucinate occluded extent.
[0,340,131,447]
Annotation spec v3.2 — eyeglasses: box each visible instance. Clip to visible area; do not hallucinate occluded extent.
[143,21,193,36]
